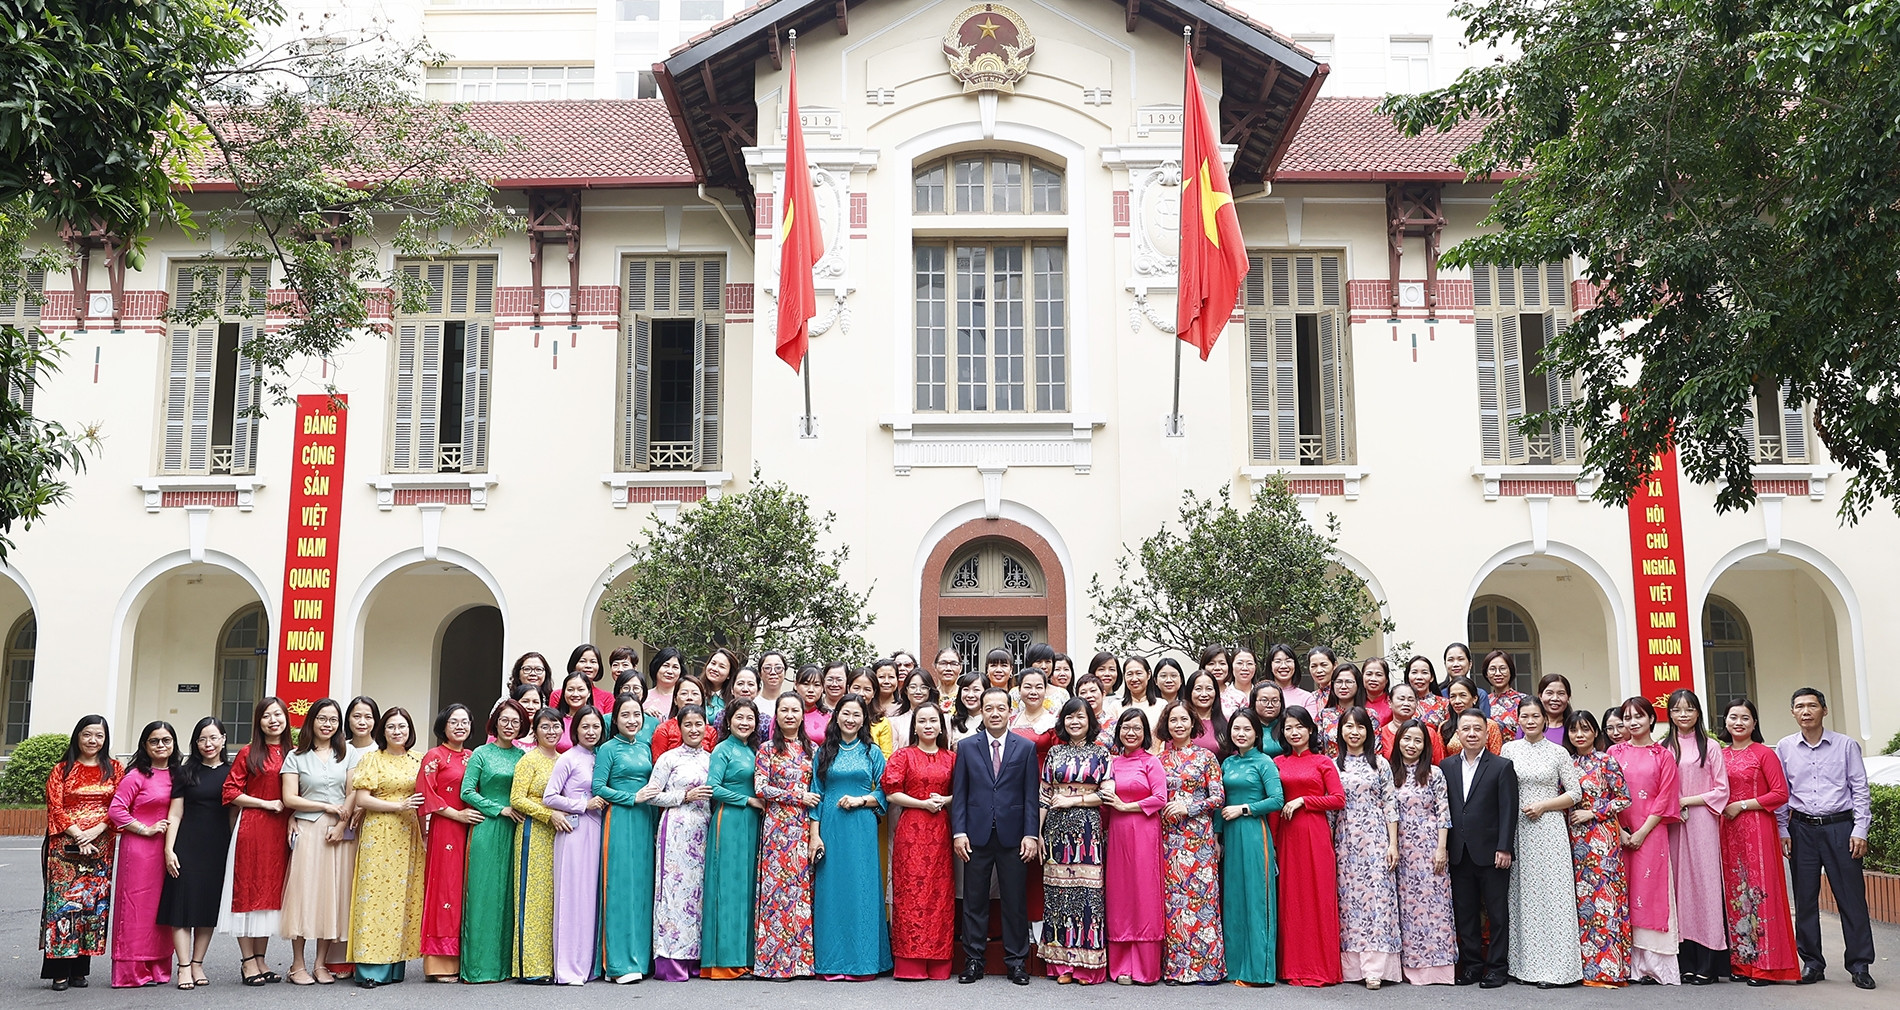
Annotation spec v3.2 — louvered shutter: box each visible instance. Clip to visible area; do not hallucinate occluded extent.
[1274,315,1298,462]
[703,259,723,312]
[0,267,45,323]
[1547,262,1567,311]
[474,261,495,315]
[1246,317,1273,462]
[391,323,419,471]
[461,322,491,472]
[653,260,673,313]
[185,327,217,473]
[697,319,722,468]
[626,259,649,312]
[629,317,651,470]
[1473,264,1493,309]
[1739,390,1760,461]
[1244,255,1265,309]
[1318,310,1345,463]
[424,264,447,314]
[1475,316,1502,462]
[417,322,442,472]
[448,262,470,315]
[1270,255,1290,308]
[1545,314,1579,463]
[1497,264,1517,307]
[1521,264,1541,308]
[1779,380,1808,464]
[231,323,260,474]
[1500,314,1527,462]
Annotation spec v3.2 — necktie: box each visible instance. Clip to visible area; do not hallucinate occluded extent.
[991,737,1003,776]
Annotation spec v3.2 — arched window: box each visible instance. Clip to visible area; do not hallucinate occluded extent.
[913,154,1067,414]
[1702,596,1755,715]
[935,538,1049,673]
[1467,595,1538,693]
[3,614,34,748]
[218,605,269,747]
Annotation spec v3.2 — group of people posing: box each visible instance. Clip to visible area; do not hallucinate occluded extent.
[35,640,1880,994]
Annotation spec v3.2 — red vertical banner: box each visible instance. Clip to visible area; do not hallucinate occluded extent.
[275,395,348,719]
[1626,446,1695,707]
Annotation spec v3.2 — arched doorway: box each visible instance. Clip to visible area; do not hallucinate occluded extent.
[920,518,1066,667]
[1702,596,1756,716]
[217,605,270,748]
[1465,550,1620,713]
[1467,595,1539,692]
[1701,546,1858,739]
[4,613,35,748]
[438,606,503,717]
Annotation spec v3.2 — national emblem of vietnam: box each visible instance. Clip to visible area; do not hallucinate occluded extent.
[942,4,1036,94]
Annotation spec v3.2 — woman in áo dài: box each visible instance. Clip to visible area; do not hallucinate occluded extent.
[1218,711,1283,987]
[882,701,958,980]
[457,701,526,983]
[702,699,764,979]
[752,694,818,979]
[107,721,176,988]
[542,706,605,985]
[593,695,656,984]
[346,707,426,988]
[1158,701,1225,983]
[1564,709,1632,987]
[508,706,566,983]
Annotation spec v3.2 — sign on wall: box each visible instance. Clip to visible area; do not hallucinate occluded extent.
[1626,446,1695,707]
[274,395,348,718]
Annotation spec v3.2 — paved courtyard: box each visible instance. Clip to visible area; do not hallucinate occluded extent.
[1,837,1890,1008]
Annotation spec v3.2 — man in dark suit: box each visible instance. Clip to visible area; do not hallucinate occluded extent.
[1441,708,1518,987]
[951,687,1042,985]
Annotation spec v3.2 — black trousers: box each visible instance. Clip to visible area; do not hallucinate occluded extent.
[959,838,1030,971]
[1790,817,1876,975]
[40,955,91,980]
[1449,858,1509,980]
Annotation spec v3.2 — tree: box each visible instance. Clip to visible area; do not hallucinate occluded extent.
[1087,477,1393,660]
[599,470,876,668]
[1383,0,1900,520]
[0,4,518,558]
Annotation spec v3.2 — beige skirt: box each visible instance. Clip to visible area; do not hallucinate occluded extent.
[279,813,353,941]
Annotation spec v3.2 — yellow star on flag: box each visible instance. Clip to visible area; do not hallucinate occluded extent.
[977,17,1000,38]
[1199,159,1233,246]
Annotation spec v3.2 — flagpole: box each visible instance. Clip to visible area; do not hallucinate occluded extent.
[800,351,815,437]
[1167,25,1192,438]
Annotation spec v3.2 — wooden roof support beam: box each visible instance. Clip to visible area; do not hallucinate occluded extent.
[766,25,781,71]
[1125,0,1140,32]
[1386,181,1446,315]
[527,189,583,326]
[1222,62,1281,145]
[835,0,848,35]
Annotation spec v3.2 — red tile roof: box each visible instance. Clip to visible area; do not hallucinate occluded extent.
[1273,97,1496,181]
[182,100,694,191]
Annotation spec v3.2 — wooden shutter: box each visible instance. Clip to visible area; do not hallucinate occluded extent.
[624,316,651,470]
[1779,380,1809,464]
[1500,313,1527,462]
[1244,254,1265,309]
[461,321,491,472]
[231,323,260,474]
[390,323,420,471]
[652,260,673,313]
[1246,316,1274,462]
[1473,264,1493,309]
[1544,313,1579,463]
[696,319,721,468]
[185,326,217,473]
[1475,315,1502,462]
[0,268,44,322]
[417,322,442,472]
[1739,390,1759,461]
[1318,310,1343,463]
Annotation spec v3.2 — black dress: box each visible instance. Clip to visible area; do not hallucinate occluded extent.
[156,761,233,927]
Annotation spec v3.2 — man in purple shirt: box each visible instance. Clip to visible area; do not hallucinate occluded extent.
[1774,687,1875,990]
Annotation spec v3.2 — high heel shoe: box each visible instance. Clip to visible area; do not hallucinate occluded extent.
[176,960,197,990]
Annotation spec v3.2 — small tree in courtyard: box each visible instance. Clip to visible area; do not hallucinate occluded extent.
[599,469,875,667]
[1088,477,1393,659]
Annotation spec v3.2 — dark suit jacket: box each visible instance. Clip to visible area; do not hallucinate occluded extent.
[1441,749,1519,865]
[951,729,1041,848]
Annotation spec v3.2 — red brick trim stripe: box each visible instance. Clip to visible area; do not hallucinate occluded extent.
[161,490,239,508]
[1285,479,1345,496]
[393,488,472,506]
[621,485,707,503]
[1751,479,1809,496]
[1499,480,1576,497]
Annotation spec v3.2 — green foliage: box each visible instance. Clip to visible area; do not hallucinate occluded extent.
[1881,728,1900,756]
[1869,784,1900,875]
[1,733,71,805]
[1383,0,1900,520]
[0,0,257,236]
[1087,477,1393,660]
[177,33,522,405]
[599,469,876,668]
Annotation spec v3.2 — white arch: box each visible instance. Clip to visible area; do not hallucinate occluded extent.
[1330,548,1395,647]
[1463,541,1635,697]
[106,550,276,733]
[0,561,41,619]
[1696,539,1870,741]
[579,551,637,645]
[336,547,509,703]
[910,499,1079,654]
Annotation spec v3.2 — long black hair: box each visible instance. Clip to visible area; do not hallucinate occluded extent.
[58,714,115,786]
[1223,709,1266,760]
[246,698,288,775]
[1717,697,1765,745]
[1563,709,1604,757]
[1387,719,1433,788]
[768,693,813,756]
[174,716,229,788]
[951,671,984,735]
[1248,681,1287,750]
[1334,706,1379,772]
[1184,669,1228,745]
[128,720,178,776]
[1662,688,1711,766]
[816,694,870,783]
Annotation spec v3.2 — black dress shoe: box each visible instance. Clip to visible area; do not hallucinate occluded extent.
[1799,967,1825,985]
[69,977,88,989]
[50,979,68,992]
[1745,977,1776,987]
[958,961,984,984]
[1455,971,1478,986]
[1853,972,1876,990]
[1535,981,1560,989]
[1479,975,1506,989]
[1009,969,1030,986]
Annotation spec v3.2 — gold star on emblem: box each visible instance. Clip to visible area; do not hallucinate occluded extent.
[1200,160,1233,246]
[977,17,1000,38]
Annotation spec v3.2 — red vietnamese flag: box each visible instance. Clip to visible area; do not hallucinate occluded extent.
[1175,43,1249,360]
[775,46,823,372]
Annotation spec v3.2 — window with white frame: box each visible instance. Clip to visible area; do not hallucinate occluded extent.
[423,65,594,101]
[1742,377,1812,464]
[1472,262,1580,465]
[1389,37,1432,93]
[618,256,724,472]
[161,262,267,476]
[913,155,1067,414]
[1293,35,1335,62]
[0,268,44,415]
[1244,252,1354,465]
[389,260,495,474]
